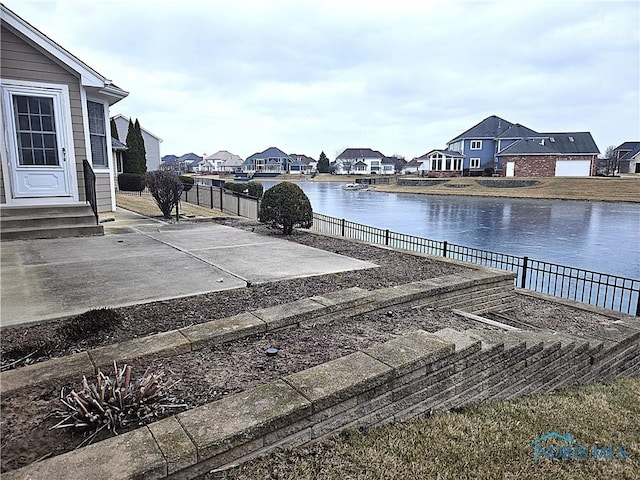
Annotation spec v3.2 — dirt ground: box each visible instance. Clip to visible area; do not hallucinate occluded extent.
[0,223,622,474]
[0,227,469,369]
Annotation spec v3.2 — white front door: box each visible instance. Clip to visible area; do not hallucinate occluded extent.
[2,82,75,200]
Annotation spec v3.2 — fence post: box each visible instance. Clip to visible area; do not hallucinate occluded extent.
[521,256,529,289]
[220,188,224,213]
[442,241,448,258]
[341,218,345,237]
[175,200,179,222]
[210,185,213,209]
[385,229,390,246]
[237,194,241,216]
[196,184,200,206]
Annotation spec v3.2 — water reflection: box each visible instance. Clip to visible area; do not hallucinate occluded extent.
[262,181,639,278]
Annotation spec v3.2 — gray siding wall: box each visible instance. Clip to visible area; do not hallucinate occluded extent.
[1,25,87,202]
[142,130,161,171]
[95,172,112,212]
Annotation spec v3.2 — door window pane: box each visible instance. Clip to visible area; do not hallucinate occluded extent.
[13,95,59,166]
[41,115,53,131]
[43,134,56,148]
[45,149,58,165]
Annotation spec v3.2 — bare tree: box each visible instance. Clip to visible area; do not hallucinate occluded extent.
[603,145,619,176]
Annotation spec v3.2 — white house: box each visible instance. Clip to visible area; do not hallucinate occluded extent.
[1,4,127,239]
[201,150,244,173]
[334,148,391,175]
[112,114,162,171]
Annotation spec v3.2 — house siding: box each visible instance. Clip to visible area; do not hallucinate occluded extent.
[95,172,112,212]
[463,139,496,171]
[141,130,161,171]
[114,116,162,171]
[1,25,87,201]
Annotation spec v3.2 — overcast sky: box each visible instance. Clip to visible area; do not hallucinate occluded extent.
[8,0,640,160]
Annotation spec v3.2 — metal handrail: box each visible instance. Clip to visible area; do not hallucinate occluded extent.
[82,159,99,224]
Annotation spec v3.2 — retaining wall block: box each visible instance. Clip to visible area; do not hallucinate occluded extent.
[310,286,375,312]
[311,391,394,439]
[179,313,266,350]
[364,330,455,377]
[149,416,197,475]
[89,330,191,371]
[0,351,94,395]
[251,298,329,330]
[432,328,483,358]
[284,351,393,413]
[392,364,456,402]
[178,438,263,479]
[373,282,437,309]
[3,426,166,480]
[176,379,311,462]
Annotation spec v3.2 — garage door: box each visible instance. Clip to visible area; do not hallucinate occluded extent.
[555,160,591,177]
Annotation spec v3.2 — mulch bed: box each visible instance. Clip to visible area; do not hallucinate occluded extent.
[0,220,621,474]
[0,223,469,370]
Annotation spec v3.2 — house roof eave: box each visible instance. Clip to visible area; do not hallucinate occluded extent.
[1,4,127,97]
[111,114,163,141]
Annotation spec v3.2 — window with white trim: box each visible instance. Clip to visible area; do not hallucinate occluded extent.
[87,100,108,167]
[470,158,481,168]
[470,140,482,150]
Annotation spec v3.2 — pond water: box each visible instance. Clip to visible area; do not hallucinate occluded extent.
[261,181,640,279]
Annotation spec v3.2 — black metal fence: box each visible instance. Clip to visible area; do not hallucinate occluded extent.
[82,159,99,224]
[117,184,261,220]
[311,213,640,316]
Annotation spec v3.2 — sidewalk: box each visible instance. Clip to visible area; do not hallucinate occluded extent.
[0,209,376,327]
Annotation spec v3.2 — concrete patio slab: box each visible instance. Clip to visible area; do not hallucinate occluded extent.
[1,209,377,327]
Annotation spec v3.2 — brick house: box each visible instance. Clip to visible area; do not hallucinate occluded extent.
[496,133,600,177]
[414,115,600,177]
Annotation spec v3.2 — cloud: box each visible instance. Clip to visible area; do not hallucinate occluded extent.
[8,0,639,159]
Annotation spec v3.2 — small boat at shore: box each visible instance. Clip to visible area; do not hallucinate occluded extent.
[343,183,368,191]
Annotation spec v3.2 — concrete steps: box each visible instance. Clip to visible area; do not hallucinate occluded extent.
[0,204,103,241]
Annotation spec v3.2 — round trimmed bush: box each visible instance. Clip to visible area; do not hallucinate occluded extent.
[246,181,263,198]
[258,182,313,235]
[224,182,246,194]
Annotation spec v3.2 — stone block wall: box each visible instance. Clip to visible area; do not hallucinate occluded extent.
[1,271,516,395]
[6,320,638,480]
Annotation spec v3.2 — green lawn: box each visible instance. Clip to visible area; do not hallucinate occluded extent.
[211,378,639,480]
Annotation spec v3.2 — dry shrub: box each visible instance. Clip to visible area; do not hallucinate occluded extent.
[51,363,184,447]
